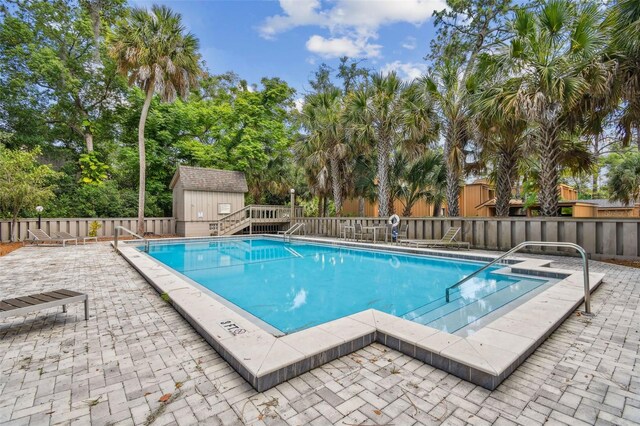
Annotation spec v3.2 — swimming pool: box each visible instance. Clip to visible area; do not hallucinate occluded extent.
[140,238,548,334]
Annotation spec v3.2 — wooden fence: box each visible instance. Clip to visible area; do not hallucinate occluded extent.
[0,217,175,242]
[295,217,640,260]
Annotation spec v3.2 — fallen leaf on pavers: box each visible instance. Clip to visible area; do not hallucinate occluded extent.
[45,411,55,415]
[175,382,183,389]
[257,414,264,420]
[144,392,151,397]
[373,410,382,415]
[158,393,172,403]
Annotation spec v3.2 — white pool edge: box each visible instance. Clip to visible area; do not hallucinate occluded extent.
[115,236,604,391]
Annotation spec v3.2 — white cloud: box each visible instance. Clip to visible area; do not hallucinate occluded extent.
[294,97,305,112]
[259,0,445,58]
[306,35,382,58]
[402,36,417,50]
[381,61,428,81]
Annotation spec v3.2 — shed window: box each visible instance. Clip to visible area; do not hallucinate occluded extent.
[218,203,231,214]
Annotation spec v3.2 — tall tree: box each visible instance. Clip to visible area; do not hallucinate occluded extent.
[608,0,640,147]
[0,0,126,152]
[421,53,473,217]
[300,88,347,215]
[345,72,438,217]
[473,56,528,217]
[497,0,609,216]
[109,5,201,234]
[427,0,516,216]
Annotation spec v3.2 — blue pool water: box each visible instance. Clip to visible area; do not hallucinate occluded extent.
[141,238,547,334]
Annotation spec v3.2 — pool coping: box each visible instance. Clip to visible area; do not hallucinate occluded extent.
[115,235,604,392]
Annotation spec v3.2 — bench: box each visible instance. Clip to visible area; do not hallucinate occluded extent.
[0,289,89,321]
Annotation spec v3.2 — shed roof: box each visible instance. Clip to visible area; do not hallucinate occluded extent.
[170,165,248,193]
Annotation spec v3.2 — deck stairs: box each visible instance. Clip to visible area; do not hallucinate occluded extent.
[210,205,303,236]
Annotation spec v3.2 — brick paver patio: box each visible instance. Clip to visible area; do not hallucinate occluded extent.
[0,243,638,425]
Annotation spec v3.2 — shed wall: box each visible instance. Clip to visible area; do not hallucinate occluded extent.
[172,180,185,221]
[183,190,244,221]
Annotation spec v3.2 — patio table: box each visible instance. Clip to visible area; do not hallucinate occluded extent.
[362,225,388,243]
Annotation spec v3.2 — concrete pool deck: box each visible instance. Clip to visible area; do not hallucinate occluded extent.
[0,243,638,425]
[116,236,603,393]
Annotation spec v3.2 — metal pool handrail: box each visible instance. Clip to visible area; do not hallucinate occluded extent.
[444,241,591,314]
[114,226,149,252]
[283,223,305,242]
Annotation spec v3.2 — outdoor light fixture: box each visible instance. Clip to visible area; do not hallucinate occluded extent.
[290,189,295,219]
[36,205,43,229]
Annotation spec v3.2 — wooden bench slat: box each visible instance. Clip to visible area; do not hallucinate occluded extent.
[52,289,83,297]
[41,292,68,300]
[2,299,32,308]
[16,296,45,306]
[30,294,58,303]
[0,301,18,311]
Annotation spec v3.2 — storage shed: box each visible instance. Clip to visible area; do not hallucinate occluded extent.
[170,165,248,237]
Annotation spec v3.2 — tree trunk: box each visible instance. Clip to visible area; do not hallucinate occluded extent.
[322,196,328,217]
[444,136,460,217]
[495,152,516,217]
[84,131,94,153]
[358,196,365,216]
[402,204,412,217]
[377,140,391,217]
[137,83,155,235]
[86,0,102,63]
[10,210,19,242]
[537,127,561,217]
[317,196,323,217]
[432,199,442,217]
[329,154,343,216]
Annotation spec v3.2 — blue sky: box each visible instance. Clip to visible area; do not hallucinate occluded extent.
[130,1,445,95]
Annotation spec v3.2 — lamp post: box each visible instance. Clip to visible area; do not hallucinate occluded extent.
[290,188,295,220]
[36,205,43,229]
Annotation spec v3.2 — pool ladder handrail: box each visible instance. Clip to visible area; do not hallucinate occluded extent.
[114,226,149,252]
[444,241,591,314]
[282,223,306,242]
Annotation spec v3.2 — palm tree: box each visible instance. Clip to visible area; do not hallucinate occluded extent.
[391,150,446,217]
[421,55,474,217]
[300,89,348,215]
[496,0,608,216]
[108,5,201,234]
[345,72,438,217]
[608,0,640,147]
[295,130,331,217]
[607,151,640,204]
[474,76,528,217]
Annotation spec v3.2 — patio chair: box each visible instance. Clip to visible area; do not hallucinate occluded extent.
[27,229,77,247]
[55,231,95,245]
[395,223,409,243]
[399,226,470,250]
[353,223,374,241]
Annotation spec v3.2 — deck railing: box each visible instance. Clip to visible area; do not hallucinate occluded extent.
[210,205,303,235]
